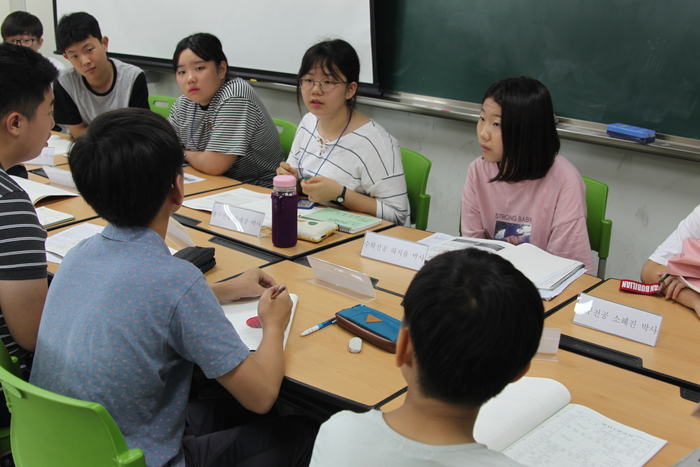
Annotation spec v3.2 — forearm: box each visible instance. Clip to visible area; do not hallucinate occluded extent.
[341,188,377,217]
[185,149,237,175]
[641,260,700,318]
[67,123,87,139]
[0,278,48,351]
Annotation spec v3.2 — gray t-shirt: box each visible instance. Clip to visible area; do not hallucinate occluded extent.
[30,224,248,467]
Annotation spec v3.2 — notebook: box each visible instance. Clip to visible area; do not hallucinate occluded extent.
[35,206,75,229]
[300,208,381,234]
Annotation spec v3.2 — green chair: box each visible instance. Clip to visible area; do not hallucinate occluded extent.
[583,176,613,279]
[0,345,146,467]
[272,118,298,160]
[400,147,432,230]
[148,95,178,119]
[0,344,19,459]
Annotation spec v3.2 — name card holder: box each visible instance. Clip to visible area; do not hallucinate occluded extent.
[573,293,663,346]
[26,147,55,166]
[44,166,77,190]
[534,328,561,361]
[307,256,376,302]
[360,231,428,271]
[209,202,264,237]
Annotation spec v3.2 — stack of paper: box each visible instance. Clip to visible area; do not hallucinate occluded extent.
[426,237,585,299]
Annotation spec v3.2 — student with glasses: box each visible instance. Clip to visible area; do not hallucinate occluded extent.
[277,39,409,225]
[169,33,282,188]
[1,11,65,72]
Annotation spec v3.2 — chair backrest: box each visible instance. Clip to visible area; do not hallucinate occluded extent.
[0,363,146,466]
[148,95,178,119]
[272,118,298,160]
[400,147,432,230]
[582,176,613,278]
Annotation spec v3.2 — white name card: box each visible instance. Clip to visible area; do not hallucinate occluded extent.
[573,293,663,346]
[360,231,428,271]
[44,166,77,189]
[209,202,264,237]
[307,256,376,301]
[26,147,55,166]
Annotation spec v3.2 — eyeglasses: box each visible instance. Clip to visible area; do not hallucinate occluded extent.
[5,38,40,46]
[298,78,346,93]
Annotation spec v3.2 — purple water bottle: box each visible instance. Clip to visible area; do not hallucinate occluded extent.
[271,175,298,248]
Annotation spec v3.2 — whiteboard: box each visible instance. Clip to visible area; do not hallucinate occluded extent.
[54,0,376,84]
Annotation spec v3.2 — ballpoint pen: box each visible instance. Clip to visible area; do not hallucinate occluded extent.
[300,318,337,337]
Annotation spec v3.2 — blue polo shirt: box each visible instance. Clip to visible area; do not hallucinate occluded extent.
[30,224,248,467]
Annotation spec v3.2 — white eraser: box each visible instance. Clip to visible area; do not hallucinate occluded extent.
[348,337,362,353]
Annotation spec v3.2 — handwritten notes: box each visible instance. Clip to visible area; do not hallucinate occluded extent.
[360,231,428,270]
[209,202,264,237]
[573,293,663,346]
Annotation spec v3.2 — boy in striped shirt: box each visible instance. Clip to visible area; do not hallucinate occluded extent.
[0,42,57,416]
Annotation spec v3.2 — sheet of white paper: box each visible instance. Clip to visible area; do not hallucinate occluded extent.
[44,167,77,189]
[221,294,298,351]
[417,232,455,247]
[166,217,195,249]
[183,188,269,212]
[46,223,104,264]
[47,135,73,156]
[25,147,55,166]
[183,173,205,184]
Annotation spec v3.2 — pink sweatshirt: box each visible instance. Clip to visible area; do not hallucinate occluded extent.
[461,155,594,272]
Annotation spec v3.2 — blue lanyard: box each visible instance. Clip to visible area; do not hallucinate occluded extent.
[297,115,351,179]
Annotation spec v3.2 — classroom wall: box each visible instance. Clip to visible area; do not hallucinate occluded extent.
[10,0,700,282]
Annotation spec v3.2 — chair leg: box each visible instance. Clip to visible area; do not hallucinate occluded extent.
[597,258,607,280]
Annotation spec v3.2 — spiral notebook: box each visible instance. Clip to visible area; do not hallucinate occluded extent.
[35,206,75,229]
[300,208,381,234]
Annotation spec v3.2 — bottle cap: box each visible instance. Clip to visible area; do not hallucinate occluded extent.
[273,175,296,188]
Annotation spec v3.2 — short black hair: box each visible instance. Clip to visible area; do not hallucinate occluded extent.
[0,43,57,121]
[296,39,360,114]
[173,33,227,72]
[403,249,543,407]
[56,12,102,53]
[484,77,560,183]
[1,11,43,39]
[69,108,184,227]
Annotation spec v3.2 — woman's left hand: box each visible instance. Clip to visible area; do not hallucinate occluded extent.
[300,177,343,204]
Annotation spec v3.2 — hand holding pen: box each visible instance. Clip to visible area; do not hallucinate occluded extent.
[258,284,292,332]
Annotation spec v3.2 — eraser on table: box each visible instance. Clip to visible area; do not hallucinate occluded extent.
[606,123,656,144]
[348,337,362,353]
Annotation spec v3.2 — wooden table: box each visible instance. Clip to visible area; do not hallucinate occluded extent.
[46,218,275,285]
[308,226,601,310]
[183,166,242,197]
[546,279,700,391]
[261,261,406,410]
[178,185,395,261]
[380,350,699,467]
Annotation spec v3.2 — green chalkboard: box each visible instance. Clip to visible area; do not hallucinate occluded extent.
[375,0,700,140]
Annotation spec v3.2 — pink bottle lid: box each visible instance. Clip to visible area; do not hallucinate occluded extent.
[273,175,297,188]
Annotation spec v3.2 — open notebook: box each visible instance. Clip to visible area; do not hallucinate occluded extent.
[221,294,298,351]
[475,377,666,467]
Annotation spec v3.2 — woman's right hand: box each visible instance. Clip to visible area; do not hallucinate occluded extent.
[277,162,298,178]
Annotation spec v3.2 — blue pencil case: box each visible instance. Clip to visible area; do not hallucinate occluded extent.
[335,304,401,353]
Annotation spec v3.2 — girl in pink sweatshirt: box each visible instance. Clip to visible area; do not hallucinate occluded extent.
[461,77,593,272]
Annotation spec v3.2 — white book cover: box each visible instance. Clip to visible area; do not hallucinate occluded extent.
[11,175,79,205]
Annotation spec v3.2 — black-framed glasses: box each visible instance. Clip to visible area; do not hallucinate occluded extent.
[298,78,346,93]
[5,38,40,46]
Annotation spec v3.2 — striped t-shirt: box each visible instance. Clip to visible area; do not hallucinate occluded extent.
[287,113,410,225]
[0,168,47,376]
[169,78,282,188]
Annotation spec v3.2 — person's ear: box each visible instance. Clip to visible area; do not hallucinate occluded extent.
[101,36,109,51]
[345,81,358,101]
[4,112,23,137]
[395,327,414,369]
[169,173,185,207]
[510,362,531,384]
[36,38,44,50]
[218,61,228,79]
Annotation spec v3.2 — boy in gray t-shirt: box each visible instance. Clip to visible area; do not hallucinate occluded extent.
[53,12,149,139]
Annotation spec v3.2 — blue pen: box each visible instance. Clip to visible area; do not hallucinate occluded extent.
[300,318,337,337]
